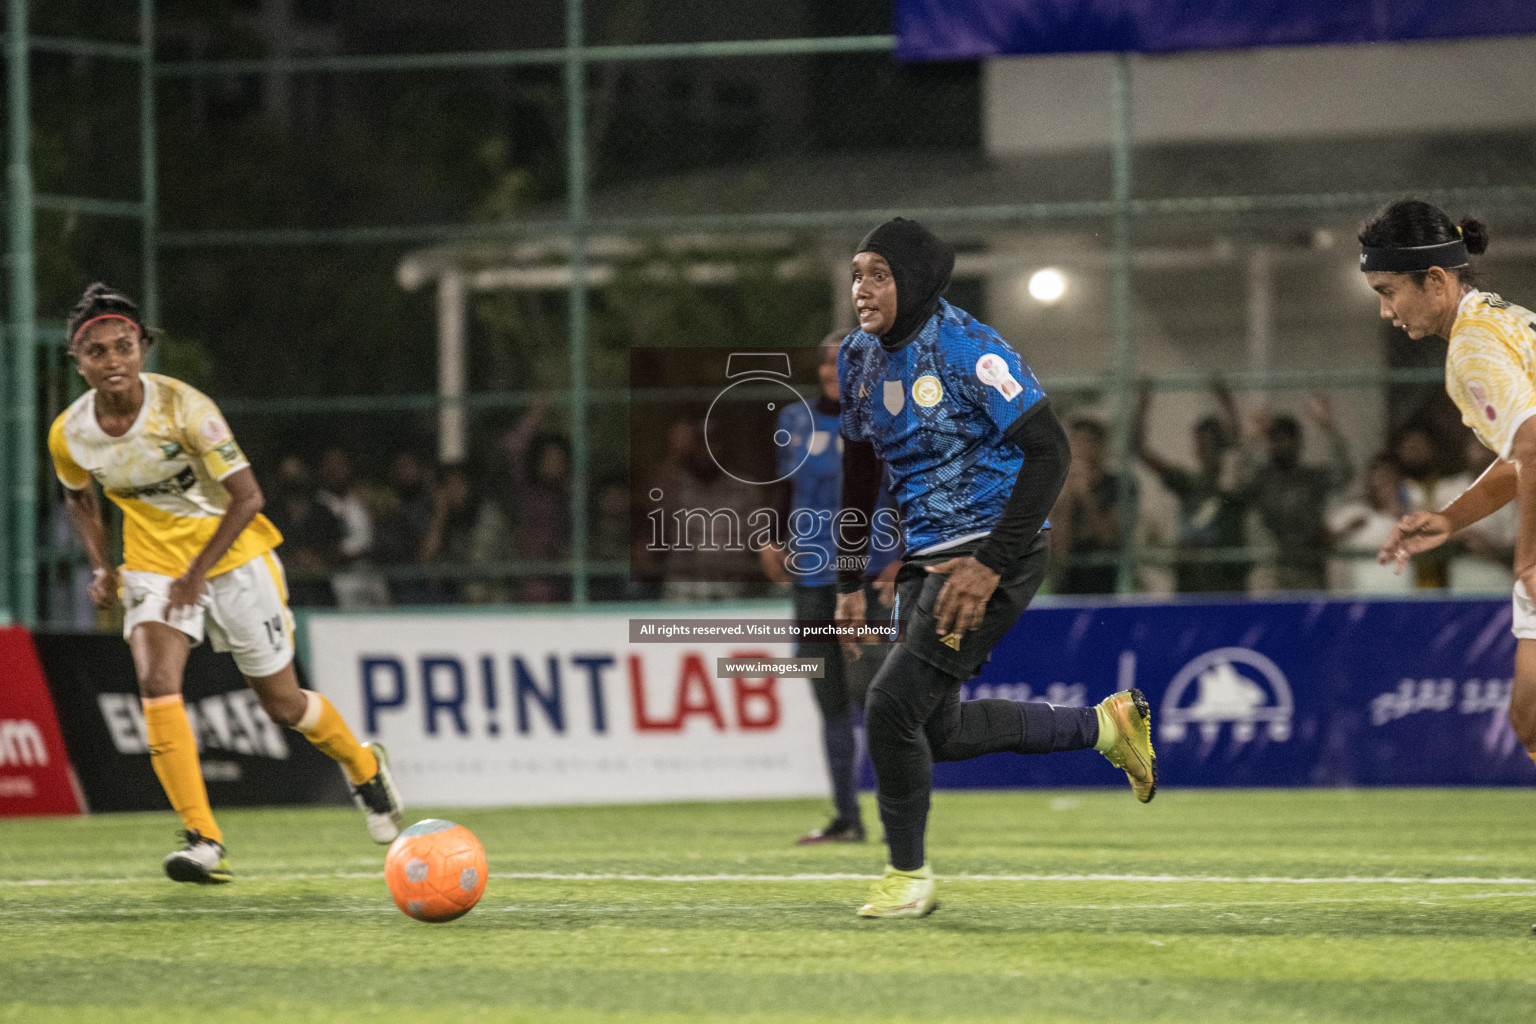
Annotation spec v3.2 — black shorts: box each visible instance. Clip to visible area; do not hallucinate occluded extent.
[891,532,1049,681]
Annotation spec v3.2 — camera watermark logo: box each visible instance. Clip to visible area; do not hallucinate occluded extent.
[631,347,903,587]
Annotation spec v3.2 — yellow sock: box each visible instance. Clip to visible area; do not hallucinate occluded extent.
[142,695,222,845]
[294,690,378,786]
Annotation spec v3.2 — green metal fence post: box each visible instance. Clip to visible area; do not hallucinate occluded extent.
[7,0,36,626]
[1110,53,1139,595]
[565,0,590,605]
[140,0,158,331]
[0,318,9,625]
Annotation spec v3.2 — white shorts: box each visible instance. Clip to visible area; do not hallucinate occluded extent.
[122,551,296,678]
[1513,582,1536,642]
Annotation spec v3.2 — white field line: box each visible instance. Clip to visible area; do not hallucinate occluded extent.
[2,891,1533,917]
[4,871,1536,888]
[489,872,1536,885]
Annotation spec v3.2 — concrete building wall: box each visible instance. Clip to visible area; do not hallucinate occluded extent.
[985,35,1536,154]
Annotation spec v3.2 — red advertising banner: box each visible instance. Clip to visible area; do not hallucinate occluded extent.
[0,627,84,816]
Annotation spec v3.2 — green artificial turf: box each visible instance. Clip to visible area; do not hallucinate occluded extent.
[2,790,1533,1023]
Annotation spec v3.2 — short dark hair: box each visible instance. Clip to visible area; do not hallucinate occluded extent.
[1358,200,1488,289]
[1193,416,1227,444]
[1267,415,1301,441]
[65,282,153,353]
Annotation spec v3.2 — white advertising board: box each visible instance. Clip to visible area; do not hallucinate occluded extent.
[304,609,827,807]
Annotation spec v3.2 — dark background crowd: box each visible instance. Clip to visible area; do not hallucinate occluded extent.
[1050,381,1517,599]
[251,401,632,607]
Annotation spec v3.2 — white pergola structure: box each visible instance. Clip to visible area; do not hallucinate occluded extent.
[395,227,1421,464]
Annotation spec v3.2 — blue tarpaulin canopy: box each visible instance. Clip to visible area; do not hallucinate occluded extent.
[896,0,1536,61]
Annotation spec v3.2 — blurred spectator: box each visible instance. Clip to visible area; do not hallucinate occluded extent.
[1450,434,1517,593]
[1327,454,1412,595]
[317,446,387,608]
[588,474,633,602]
[375,450,436,605]
[1240,395,1353,591]
[1393,423,1462,588]
[420,463,476,602]
[1135,380,1251,593]
[318,447,374,560]
[264,455,343,606]
[420,463,516,604]
[501,400,573,604]
[1050,417,1132,594]
[651,417,760,602]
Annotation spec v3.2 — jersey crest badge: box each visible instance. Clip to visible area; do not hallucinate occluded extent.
[883,380,905,415]
[912,375,943,408]
[975,354,1023,401]
[200,415,231,446]
[1467,378,1497,422]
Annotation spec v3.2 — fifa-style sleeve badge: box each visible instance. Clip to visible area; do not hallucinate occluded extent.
[185,395,250,481]
[1447,327,1536,460]
[975,353,1023,401]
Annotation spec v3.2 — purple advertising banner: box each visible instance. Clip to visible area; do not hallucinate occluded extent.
[896,1,1536,61]
[917,597,1533,790]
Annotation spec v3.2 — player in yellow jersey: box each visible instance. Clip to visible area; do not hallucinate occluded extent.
[1363,201,1536,784]
[49,283,403,883]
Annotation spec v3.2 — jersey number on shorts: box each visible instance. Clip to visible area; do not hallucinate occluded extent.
[261,615,286,650]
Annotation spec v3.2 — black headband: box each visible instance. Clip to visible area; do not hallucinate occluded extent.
[1359,239,1468,274]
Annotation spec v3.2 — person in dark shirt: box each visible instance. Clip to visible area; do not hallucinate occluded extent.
[1134,381,1251,593]
[834,218,1156,918]
[264,455,344,607]
[1050,417,1133,594]
[760,332,900,846]
[374,450,435,605]
[1239,396,1353,591]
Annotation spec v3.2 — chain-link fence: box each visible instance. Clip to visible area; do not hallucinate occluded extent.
[10,0,1536,627]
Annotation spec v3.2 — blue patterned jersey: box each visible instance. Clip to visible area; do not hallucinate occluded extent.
[777,401,899,585]
[838,300,1046,554]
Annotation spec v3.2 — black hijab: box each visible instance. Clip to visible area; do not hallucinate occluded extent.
[856,217,955,350]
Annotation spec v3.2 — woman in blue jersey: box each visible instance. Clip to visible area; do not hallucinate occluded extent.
[760,333,899,845]
[833,219,1157,918]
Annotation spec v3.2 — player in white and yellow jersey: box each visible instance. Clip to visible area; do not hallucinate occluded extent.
[1363,201,1536,786]
[50,283,402,884]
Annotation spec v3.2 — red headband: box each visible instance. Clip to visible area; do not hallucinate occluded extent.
[71,313,140,345]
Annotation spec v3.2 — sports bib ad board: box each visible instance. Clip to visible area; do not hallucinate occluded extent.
[927,596,1533,789]
[34,632,351,812]
[0,628,83,817]
[304,609,826,807]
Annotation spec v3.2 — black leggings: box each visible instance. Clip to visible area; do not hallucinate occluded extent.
[864,546,1099,870]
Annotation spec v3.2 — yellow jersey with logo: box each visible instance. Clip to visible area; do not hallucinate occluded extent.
[1446,291,1536,461]
[47,373,282,578]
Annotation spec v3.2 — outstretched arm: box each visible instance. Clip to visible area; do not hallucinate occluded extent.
[1308,394,1354,492]
[1379,438,1520,572]
[1134,382,1176,478]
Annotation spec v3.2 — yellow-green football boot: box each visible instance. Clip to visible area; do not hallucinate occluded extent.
[856,864,937,918]
[1096,688,1157,803]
